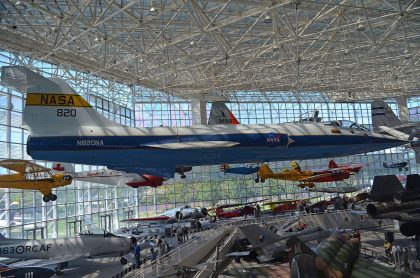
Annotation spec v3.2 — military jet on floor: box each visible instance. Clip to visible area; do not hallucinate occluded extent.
[123,205,208,223]
[239,224,332,263]
[0,159,72,202]
[287,233,402,278]
[367,174,420,237]
[0,263,55,278]
[0,230,147,273]
[258,160,362,188]
[1,66,406,178]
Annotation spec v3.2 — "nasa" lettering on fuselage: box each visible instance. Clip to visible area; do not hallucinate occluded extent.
[0,244,52,255]
[77,140,104,146]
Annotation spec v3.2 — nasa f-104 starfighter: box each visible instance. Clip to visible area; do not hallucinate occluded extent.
[0,66,407,178]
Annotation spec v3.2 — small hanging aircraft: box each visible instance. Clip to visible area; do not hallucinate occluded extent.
[258,160,363,188]
[382,161,409,171]
[219,164,260,180]
[0,159,72,202]
[209,199,266,219]
[52,162,186,187]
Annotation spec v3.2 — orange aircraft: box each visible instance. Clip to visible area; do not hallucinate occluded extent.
[0,159,72,202]
[258,160,363,188]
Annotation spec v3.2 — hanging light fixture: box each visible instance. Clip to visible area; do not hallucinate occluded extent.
[149,2,159,16]
[263,14,272,24]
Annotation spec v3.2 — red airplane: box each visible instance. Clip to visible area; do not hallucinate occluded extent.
[126,175,165,188]
[209,199,266,219]
[266,199,310,213]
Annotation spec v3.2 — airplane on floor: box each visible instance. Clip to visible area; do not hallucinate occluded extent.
[1,66,407,178]
[0,230,149,273]
[367,174,420,237]
[209,199,266,219]
[0,159,72,202]
[265,199,309,214]
[122,205,208,223]
[371,100,419,163]
[0,263,55,278]
[258,160,363,188]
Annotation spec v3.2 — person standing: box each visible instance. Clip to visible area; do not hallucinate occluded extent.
[130,237,141,269]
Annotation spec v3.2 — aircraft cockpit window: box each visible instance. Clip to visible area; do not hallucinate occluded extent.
[324,120,369,131]
[339,120,370,131]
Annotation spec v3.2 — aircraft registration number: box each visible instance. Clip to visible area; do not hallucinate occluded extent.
[0,244,52,254]
[57,108,76,117]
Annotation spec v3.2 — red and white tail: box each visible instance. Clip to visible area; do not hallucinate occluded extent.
[208,102,240,125]
[328,160,338,168]
[52,162,75,173]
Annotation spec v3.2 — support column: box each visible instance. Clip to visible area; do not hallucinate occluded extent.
[396,96,408,122]
[191,98,207,125]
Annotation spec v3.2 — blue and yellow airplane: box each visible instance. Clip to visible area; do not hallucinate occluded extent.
[1,66,407,178]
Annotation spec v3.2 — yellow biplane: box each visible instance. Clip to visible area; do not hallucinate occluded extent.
[0,159,72,202]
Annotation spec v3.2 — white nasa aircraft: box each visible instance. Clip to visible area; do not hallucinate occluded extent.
[0,66,407,178]
[371,100,419,163]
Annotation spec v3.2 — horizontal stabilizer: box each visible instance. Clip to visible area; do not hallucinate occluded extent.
[376,126,411,141]
[145,141,239,149]
[239,224,282,248]
[370,175,404,202]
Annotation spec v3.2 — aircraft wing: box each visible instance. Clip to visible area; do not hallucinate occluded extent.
[297,172,337,182]
[0,159,49,173]
[376,126,411,140]
[121,216,170,222]
[10,256,85,269]
[217,198,268,209]
[144,141,239,149]
[308,186,362,193]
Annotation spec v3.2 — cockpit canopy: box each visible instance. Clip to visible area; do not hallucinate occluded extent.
[324,120,370,131]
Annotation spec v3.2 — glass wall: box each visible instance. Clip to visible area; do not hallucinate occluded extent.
[0,50,419,238]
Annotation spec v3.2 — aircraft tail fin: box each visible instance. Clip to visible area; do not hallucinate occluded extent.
[1,66,122,137]
[239,224,282,248]
[52,162,75,173]
[328,160,338,168]
[370,175,404,202]
[208,102,240,125]
[406,174,420,191]
[371,100,402,132]
[219,164,230,172]
[259,164,273,175]
[290,161,301,171]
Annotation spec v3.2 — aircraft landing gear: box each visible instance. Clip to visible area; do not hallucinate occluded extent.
[43,193,57,202]
[181,174,186,179]
[260,179,265,183]
[255,178,260,183]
